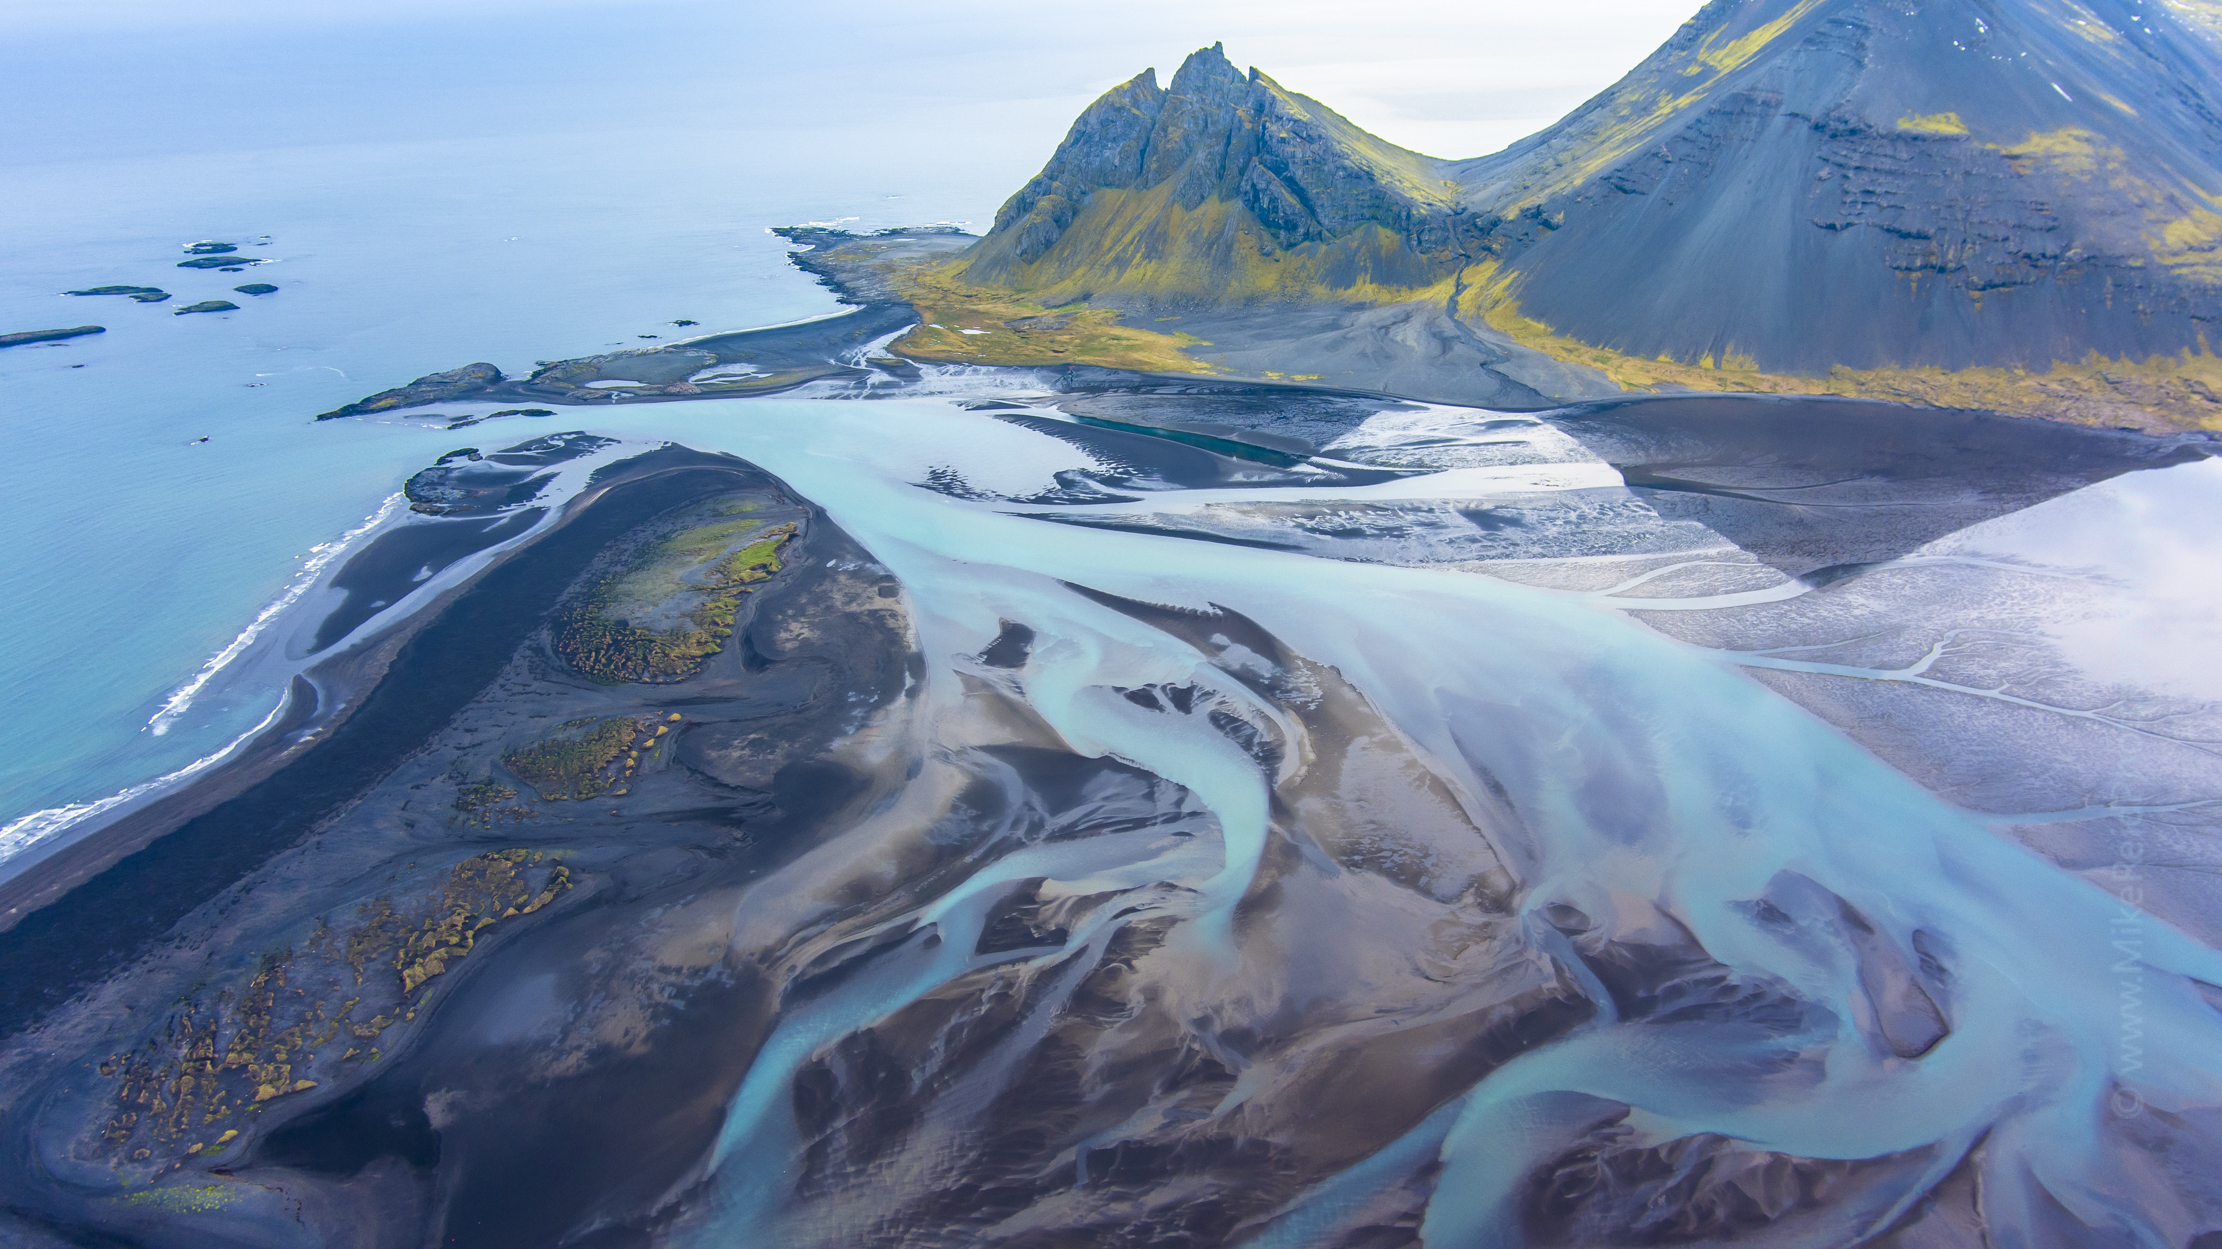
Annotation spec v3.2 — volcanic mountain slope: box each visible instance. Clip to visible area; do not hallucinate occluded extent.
[911,0,2222,427]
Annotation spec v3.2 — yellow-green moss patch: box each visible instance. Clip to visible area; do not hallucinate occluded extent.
[501,717,636,801]
[1453,261,2222,430]
[553,505,797,684]
[1896,111,1970,136]
[95,851,570,1167]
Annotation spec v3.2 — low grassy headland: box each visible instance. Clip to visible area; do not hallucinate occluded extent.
[553,499,798,684]
[316,362,504,420]
[843,222,2222,431]
[91,850,570,1172]
[892,268,1218,374]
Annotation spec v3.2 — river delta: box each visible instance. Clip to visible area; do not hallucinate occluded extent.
[10,0,2222,1235]
[0,311,2216,1248]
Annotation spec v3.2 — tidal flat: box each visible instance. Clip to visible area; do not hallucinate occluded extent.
[0,375,2216,1247]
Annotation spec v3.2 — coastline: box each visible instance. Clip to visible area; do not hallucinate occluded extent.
[0,435,921,1242]
[0,432,657,892]
[0,445,753,1029]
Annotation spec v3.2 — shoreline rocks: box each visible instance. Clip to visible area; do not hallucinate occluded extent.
[316,362,505,420]
[66,285,168,302]
[1,326,105,348]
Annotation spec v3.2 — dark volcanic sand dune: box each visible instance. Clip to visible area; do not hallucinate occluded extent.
[1551,394,2211,573]
[0,441,944,1246]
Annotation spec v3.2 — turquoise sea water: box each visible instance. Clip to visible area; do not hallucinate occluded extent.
[0,130,995,846]
[0,0,1702,858]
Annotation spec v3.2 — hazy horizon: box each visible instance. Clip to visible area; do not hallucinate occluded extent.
[2,0,1700,175]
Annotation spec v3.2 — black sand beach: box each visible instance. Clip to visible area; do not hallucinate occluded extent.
[0,428,941,1246]
[0,449,758,1032]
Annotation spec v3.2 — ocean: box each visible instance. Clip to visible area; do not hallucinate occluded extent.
[0,0,1705,857]
[0,131,969,853]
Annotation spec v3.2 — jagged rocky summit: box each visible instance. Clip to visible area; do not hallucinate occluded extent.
[946,2,2222,428]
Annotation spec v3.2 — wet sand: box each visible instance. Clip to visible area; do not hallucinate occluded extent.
[308,509,544,652]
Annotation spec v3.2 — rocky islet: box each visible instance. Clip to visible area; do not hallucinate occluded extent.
[65,285,170,304]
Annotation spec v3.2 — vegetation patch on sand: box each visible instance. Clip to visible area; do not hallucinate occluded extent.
[552,500,797,683]
[501,717,637,800]
[117,1183,239,1214]
[93,851,570,1170]
[451,777,527,827]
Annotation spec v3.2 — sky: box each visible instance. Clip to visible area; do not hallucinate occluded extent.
[1,0,1702,171]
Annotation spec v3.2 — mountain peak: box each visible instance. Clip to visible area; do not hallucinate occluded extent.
[1170,41,1243,88]
[947,7,2222,427]
[963,42,1450,292]
[1447,0,2222,383]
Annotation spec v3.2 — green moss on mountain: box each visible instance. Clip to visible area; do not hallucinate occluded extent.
[937,13,2222,428]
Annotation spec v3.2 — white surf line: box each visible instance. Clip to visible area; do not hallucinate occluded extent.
[2,438,653,873]
[0,696,290,873]
[146,493,407,736]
